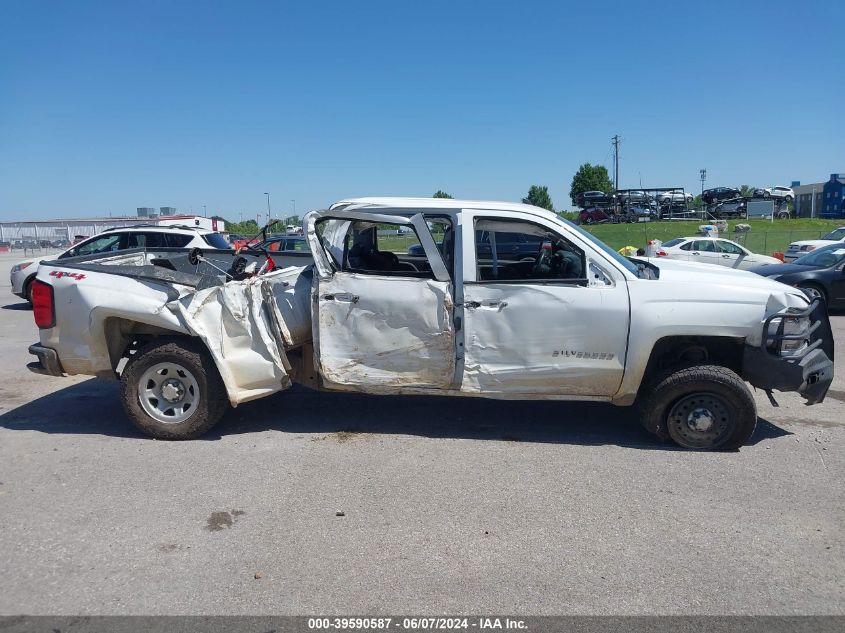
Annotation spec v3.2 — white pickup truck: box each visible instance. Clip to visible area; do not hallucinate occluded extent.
[27,197,834,450]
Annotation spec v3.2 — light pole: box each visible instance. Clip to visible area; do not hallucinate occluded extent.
[699,169,707,209]
[289,199,296,234]
[203,204,207,218]
[264,192,271,221]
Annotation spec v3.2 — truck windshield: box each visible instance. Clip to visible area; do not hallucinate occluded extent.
[563,219,640,276]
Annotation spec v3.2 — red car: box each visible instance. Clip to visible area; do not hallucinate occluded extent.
[577,209,612,225]
[231,236,262,250]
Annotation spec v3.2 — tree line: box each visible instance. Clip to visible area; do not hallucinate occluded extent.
[432,163,614,215]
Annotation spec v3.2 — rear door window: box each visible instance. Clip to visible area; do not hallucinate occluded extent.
[201,233,231,249]
[692,240,717,252]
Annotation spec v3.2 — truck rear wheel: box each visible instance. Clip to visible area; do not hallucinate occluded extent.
[120,340,229,440]
[639,365,757,450]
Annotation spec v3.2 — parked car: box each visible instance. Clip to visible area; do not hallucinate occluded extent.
[656,237,781,270]
[231,235,262,249]
[617,190,653,206]
[577,208,613,225]
[749,243,845,309]
[253,236,309,253]
[763,186,794,202]
[27,196,834,450]
[783,227,845,263]
[10,224,228,303]
[712,199,747,219]
[626,206,657,221]
[702,187,741,205]
[656,190,693,206]
[576,191,613,207]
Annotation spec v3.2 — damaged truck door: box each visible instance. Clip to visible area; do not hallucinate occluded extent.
[460,216,630,396]
[307,211,457,391]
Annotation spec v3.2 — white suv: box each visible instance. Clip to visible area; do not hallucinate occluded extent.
[763,186,794,202]
[10,224,228,303]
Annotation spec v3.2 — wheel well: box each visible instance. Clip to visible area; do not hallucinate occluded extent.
[796,282,827,301]
[23,273,36,295]
[103,317,196,375]
[641,336,744,388]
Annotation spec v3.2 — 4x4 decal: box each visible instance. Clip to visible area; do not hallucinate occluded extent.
[49,270,86,281]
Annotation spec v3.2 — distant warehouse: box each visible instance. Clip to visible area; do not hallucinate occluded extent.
[0,209,224,243]
[793,174,845,219]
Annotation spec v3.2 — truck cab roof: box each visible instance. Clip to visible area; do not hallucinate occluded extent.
[328,197,558,222]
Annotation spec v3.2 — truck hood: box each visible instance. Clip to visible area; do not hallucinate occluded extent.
[643,257,805,296]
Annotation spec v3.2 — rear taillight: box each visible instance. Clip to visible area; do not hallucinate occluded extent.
[656,250,668,257]
[31,279,55,329]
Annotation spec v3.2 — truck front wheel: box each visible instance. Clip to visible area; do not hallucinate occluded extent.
[639,365,757,450]
[120,340,229,440]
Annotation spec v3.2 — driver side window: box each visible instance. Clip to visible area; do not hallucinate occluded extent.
[70,233,126,257]
[716,241,745,255]
[474,219,585,282]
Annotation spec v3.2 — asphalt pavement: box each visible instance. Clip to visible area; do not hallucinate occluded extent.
[0,251,843,615]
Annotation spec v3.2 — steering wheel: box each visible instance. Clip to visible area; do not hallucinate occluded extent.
[531,242,552,277]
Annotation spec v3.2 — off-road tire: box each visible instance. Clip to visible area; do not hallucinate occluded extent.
[120,340,229,440]
[639,365,757,451]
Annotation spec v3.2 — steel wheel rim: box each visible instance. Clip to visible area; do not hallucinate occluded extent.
[138,362,200,424]
[668,393,733,448]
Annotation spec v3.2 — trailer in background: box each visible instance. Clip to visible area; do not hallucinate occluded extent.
[156,215,225,232]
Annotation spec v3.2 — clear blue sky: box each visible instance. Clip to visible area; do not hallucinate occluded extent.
[1,0,842,221]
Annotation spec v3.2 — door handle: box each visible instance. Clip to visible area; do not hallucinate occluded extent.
[721,254,731,258]
[322,293,359,303]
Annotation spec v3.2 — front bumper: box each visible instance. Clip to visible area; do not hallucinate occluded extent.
[742,299,834,405]
[27,344,65,377]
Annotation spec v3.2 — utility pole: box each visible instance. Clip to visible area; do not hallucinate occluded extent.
[612,135,620,192]
[264,192,271,220]
[700,169,707,210]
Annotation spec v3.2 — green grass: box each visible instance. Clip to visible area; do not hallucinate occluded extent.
[582,218,845,255]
